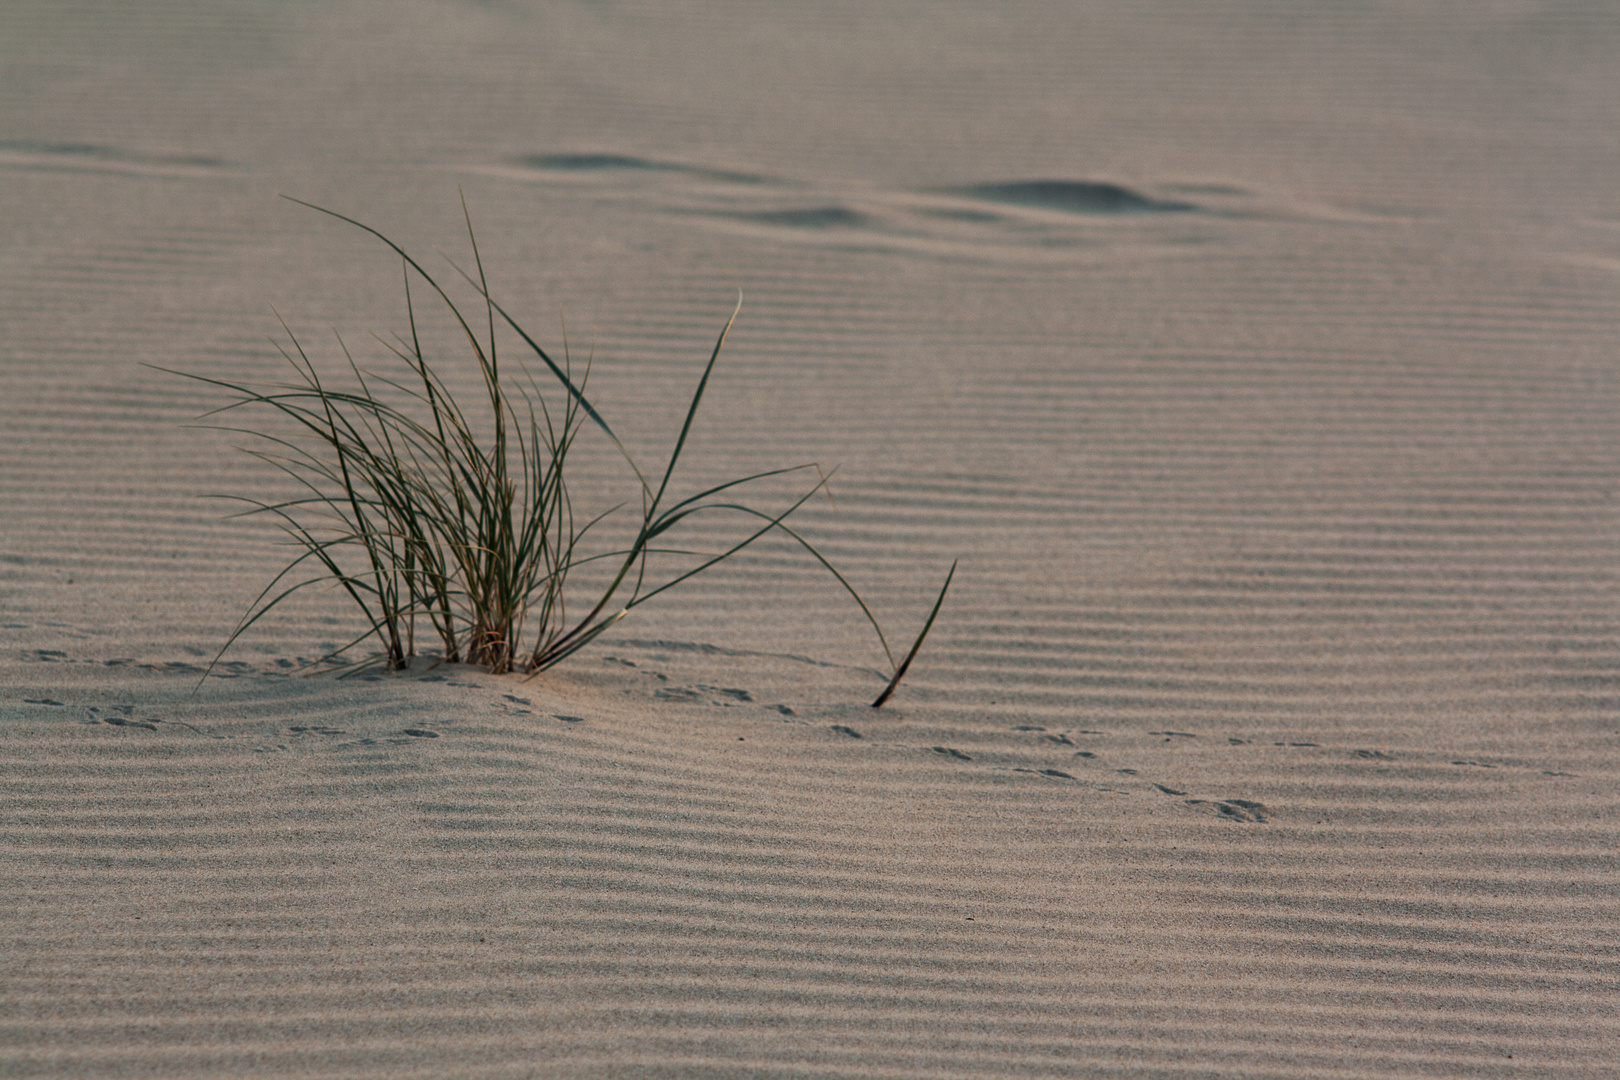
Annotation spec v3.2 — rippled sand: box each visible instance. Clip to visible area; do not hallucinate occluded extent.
[3,3,1617,1076]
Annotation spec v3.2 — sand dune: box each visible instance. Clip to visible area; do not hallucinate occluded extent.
[3,2,1617,1076]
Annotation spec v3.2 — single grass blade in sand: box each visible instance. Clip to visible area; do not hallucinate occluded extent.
[872,560,957,708]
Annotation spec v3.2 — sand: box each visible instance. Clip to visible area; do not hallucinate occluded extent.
[2,2,1617,1077]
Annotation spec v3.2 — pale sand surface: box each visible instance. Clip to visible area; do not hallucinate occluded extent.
[3,3,1619,1077]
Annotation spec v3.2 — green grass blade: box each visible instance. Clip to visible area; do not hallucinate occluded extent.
[871,560,957,709]
[647,293,740,519]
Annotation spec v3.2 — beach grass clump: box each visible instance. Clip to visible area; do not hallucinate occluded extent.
[170,196,952,706]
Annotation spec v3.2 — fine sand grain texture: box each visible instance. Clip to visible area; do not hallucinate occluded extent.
[2,3,1618,1078]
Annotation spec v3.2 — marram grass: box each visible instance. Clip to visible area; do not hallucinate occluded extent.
[167,196,953,706]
